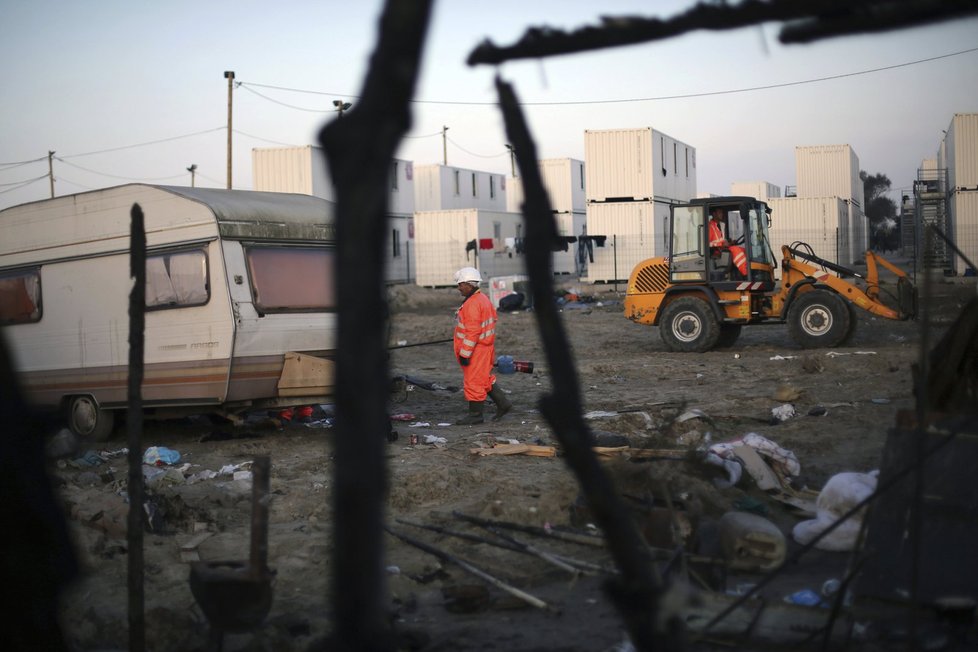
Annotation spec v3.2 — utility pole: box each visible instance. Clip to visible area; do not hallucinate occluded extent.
[187,164,197,188]
[442,125,449,166]
[48,150,55,198]
[224,70,235,189]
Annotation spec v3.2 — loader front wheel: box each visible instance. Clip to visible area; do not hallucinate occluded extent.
[660,296,720,352]
[787,289,851,349]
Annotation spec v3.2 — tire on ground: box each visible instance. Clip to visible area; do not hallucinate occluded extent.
[659,295,721,352]
[67,395,116,442]
[787,289,851,349]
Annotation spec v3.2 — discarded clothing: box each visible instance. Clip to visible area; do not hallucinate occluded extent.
[792,471,878,551]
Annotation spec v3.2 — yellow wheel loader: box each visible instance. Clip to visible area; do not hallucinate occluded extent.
[623,197,917,352]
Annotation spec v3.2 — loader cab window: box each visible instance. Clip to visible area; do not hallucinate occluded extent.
[0,267,41,325]
[246,245,336,313]
[746,204,775,270]
[669,205,707,281]
[146,248,210,310]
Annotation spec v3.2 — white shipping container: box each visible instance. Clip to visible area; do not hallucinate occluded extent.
[553,211,587,275]
[730,181,782,201]
[413,164,508,212]
[413,209,524,286]
[252,146,416,283]
[795,144,864,208]
[848,202,868,266]
[583,200,669,283]
[584,128,696,203]
[506,158,586,214]
[768,197,850,277]
[252,146,415,215]
[945,113,978,190]
[950,190,978,275]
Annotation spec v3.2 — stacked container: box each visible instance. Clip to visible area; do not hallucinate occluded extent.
[794,144,866,265]
[730,181,782,202]
[944,113,978,275]
[251,146,416,283]
[413,209,525,287]
[413,164,508,213]
[767,197,850,277]
[583,127,697,282]
[506,158,586,275]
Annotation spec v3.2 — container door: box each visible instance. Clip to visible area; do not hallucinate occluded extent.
[669,204,707,282]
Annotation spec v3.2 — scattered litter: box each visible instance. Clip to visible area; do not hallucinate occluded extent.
[677,408,710,423]
[769,355,798,361]
[423,435,448,445]
[409,422,431,428]
[437,422,452,427]
[854,351,878,355]
[771,403,796,422]
[710,433,801,478]
[703,451,743,489]
[808,405,828,417]
[69,450,107,468]
[143,446,180,466]
[584,410,619,419]
[718,511,786,572]
[870,398,891,404]
[733,353,741,359]
[470,443,557,457]
[396,340,407,346]
[784,589,825,607]
[386,565,401,574]
[792,470,878,551]
[390,413,416,421]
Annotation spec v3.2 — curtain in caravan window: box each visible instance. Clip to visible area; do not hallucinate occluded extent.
[168,251,208,304]
[146,257,178,307]
[145,249,209,309]
[246,246,336,312]
[0,268,41,324]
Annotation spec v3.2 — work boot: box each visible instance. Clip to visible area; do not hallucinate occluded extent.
[455,401,484,425]
[488,385,512,421]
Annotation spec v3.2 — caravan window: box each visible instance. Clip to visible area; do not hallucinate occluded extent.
[0,267,41,325]
[146,249,210,310]
[246,245,336,312]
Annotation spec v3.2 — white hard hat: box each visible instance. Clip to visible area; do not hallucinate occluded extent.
[454,266,482,285]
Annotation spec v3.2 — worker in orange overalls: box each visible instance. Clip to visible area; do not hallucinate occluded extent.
[453,267,512,424]
[709,209,748,278]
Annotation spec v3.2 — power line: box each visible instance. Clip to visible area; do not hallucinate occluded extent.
[232,129,300,147]
[239,46,978,107]
[59,126,226,159]
[55,157,187,182]
[0,156,47,170]
[446,135,508,159]
[0,175,47,194]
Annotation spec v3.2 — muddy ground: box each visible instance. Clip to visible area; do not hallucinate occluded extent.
[48,266,976,651]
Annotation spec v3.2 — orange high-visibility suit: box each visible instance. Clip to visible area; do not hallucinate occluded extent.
[709,218,748,277]
[454,289,497,402]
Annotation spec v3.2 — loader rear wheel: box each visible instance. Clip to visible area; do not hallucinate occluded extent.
[660,296,720,352]
[787,289,851,349]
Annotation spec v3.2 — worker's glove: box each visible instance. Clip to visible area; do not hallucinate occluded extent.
[458,356,470,367]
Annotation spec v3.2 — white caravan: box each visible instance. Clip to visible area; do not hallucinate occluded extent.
[0,184,337,439]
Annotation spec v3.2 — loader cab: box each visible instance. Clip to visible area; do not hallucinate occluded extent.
[667,197,775,289]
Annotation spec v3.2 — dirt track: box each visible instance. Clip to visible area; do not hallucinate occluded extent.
[52,272,975,651]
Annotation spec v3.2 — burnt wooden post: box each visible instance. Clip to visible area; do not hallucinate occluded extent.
[318,1,433,649]
[126,203,147,652]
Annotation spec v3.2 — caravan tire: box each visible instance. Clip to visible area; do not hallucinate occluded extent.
[67,395,116,442]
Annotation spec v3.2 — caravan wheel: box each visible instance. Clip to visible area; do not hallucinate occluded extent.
[68,395,115,441]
